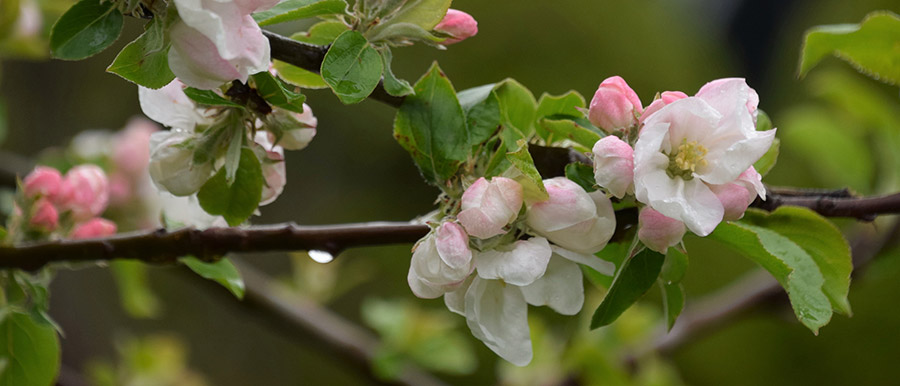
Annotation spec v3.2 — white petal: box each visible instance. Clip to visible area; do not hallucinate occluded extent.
[465,277,532,366]
[444,275,473,316]
[551,245,615,275]
[138,81,201,130]
[697,129,776,185]
[521,256,584,315]
[475,237,552,286]
[637,170,723,236]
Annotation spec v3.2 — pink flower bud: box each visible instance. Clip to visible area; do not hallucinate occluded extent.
[408,221,473,298]
[434,221,472,269]
[640,91,688,124]
[710,183,752,221]
[70,218,117,239]
[23,166,63,200]
[526,177,616,254]
[62,165,110,221]
[638,207,686,253]
[434,9,478,45]
[592,136,634,198]
[29,200,59,231]
[588,76,643,132]
[457,177,523,239]
[113,118,159,175]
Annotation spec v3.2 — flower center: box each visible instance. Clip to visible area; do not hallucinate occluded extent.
[666,138,708,180]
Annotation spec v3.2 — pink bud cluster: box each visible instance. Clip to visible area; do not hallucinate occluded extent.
[587,76,775,252]
[21,165,117,239]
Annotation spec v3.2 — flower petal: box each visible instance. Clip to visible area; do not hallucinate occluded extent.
[520,256,584,315]
[465,277,532,366]
[475,237,551,286]
[636,169,723,236]
[550,245,615,275]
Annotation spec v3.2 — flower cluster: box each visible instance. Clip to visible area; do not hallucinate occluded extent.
[588,77,776,252]
[15,165,116,240]
[408,176,616,365]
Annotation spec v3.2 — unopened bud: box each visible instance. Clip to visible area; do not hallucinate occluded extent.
[588,76,643,132]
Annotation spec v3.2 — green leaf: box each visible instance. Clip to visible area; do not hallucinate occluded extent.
[504,140,547,201]
[50,0,123,60]
[756,109,773,132]
[111,261,161,319]
[393,62,467,184]
[321,30,383,104]
[274,22,349,89]
[493,79,537,137]
[366,0,451,38]
[535,91,586,141]
[182,256,245,299]
[591,248,666,329]
[106,14,174,89]
[378,47,414,97]
[564,162,597,192]
[197,148,263,226]
[463,90,500,148]
[709,222,832,333]
[659,280,684,332]
[0,312,60,386]
[741,207,853,315]
[754,137,779,177]
[799,11,900,85]
[251,72,306,113]
[252,0,347,26]
[183,88,244,108]
[540,117,603,149]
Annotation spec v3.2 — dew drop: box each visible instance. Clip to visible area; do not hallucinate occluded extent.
[308,250,334,264]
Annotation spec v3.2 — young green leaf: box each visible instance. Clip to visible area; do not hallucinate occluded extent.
[252,0,347,26]
[709,222,832,333]
[539,117,602,149]
[365,0,451,39]
[378,47,414,97]
[564,162,597,192]
[505,140,548,201]
[251,72,306,113]
[183,88,244,108]
[197,148,264,226]
[106,14,175,89]
[741,207,853,315]
[393,62,467,184]
[494,79,537,137]
[0,312,60,386]
[321,30,383,104]
[182,256,245,299]
[274,21,349,89]
[799,11,900,85]
[50,0,123,60]
[591,248,666,329]
[111,261,162,319]
[463,90,500,148]
[535,91,586,142]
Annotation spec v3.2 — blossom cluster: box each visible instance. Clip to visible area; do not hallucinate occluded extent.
[17,165,116,240]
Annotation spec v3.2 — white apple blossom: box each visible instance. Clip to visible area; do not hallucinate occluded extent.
[592,136,634,198]
[138,80,208,131]
[169,0,278,89]
[633,78,775,236]
[457,177,523,239]
[526,177,616,254]
[148,130,213,196]
[407,221,473,298]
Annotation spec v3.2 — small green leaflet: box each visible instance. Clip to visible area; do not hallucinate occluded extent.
[534,91,586,143]
[393,62,467,185]
[198,148,263,226]
[251,72,306,113]
[494,79,537,138]
[183,88,244,108]
[457,84,500,147]
[709,222,833,333]
[504,140,548,201]
[799,11,900,85]
[252,0,347,26]
[50,0,123,60]
[659,247,688,330]
[0,312,60,386]
[274,21,349,89]
[591,248,666,329]
[182,256,245,299]
[564,162,597,192]
[365,0,451,39]
[321,30,383,104]
[106,13,175,89]
[378,46,414,97]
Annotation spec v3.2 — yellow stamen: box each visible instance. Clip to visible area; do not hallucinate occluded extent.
[666,138,708,179]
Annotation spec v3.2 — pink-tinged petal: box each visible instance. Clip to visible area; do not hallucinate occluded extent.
[526,178,596,232]
[435,222,473,269]
[168,22,243,90]
[492,177,524,214]
[23,167,63,200]
[592,136,634,198]
[458,177,522,239]
[520,256,584,315]
[698,128,775,185]
[710,183,752,221]
[638,207,686,253]
[458,208,503,239]
[640,91,688,124]
[62,165,110,221]
[29,199,59,231]
[70,218,117,239]
[444,276,473,316]
[636,170,723,236]
[474,237,552,286]
[588,76,643,132]
[408,232,472,298]
[736,166,766,200]
[138,80,203,130]
[464,277,532,366]
[435,9,478,45]
[550,245,615,276]
[695,78,757,136]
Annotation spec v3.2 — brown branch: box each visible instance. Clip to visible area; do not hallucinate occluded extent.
[263,30,405,108]
[189,259,448,386]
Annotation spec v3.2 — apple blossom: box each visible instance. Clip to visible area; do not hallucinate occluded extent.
[263,105,318,151]
[588,76,643,132]
[23,166,64,200]
[592,136,634,198]
[62,165,110,220]
[30,200,59,231]
[148,130,213,196]
[710,166,764,221]
[457,177,523,239]
[637,207,686,253]
[526,177,616,254]
[70,218,117,239]
[633,78,775,236]
[168,0,278,89]
[407,221,473,299]
[434,9,478,45]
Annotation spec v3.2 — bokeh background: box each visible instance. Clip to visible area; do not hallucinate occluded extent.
[2,0,900,384]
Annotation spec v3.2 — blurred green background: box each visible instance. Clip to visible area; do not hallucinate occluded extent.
[2,0,900,385]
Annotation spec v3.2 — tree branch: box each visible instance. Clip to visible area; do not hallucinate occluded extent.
[263,30,405,108]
